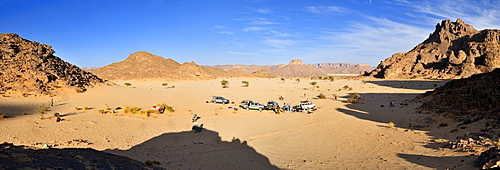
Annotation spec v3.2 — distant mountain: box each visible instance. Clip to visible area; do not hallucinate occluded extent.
[91,51,275,81]
[212,60,374,77]
[0,33,104,96]
[368,19,500,79]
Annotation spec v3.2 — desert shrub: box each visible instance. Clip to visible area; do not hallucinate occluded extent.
[39,105,50,120]
[53,113,61,118]
[166,106,174,113]
[131,106,140,114]
[98,109,105,114]
[343,85,350,90]
[348,87,353,90]
[295,78,300,83]
[83,106,90,110]
[123,107,130,114]
[0,114,6,119]
[147,109,159,114]
[145,160,161,166]
[362,80,367,84]
[439,122,448,127]
[241,81,249,87]
[317,93,327,99]
[434,139,447,144]
[387,122,395,128]
[74,107,80,110]
[106,107,111,110]
[310,81,317,91]
[347,97,359,103]
[328,76,334,82]
[347,93,361,103]
[23,112,28,115]
[162,83,168,87]
[221,79,229,88]
[280,78,285,83]
[124,82,132,87]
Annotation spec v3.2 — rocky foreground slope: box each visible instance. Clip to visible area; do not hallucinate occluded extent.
[368,19,500,79]
[0,33,104,96]
[91,51,275,81]
[416,68,500,115]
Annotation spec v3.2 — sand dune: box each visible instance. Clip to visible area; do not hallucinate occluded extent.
[0,78,484,169]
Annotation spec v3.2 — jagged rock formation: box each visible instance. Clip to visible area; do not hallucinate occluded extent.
[416,68,500,115]
[91,51,275,81]
[0,33,104,96]
[0,143,163,169]
[368,19,500,79]
[213,60,374,77]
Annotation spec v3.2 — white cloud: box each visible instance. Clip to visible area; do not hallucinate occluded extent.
[304,6,346,14]
[226,51,257,55]
[218,31,234,35]
[263,38,297,48]
[256,8,271,14]
[393,0,500,29]
[243,26,268,31]
[214,26,226,29]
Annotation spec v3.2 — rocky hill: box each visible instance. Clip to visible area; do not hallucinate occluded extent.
[0,33,104,96]
[91,51,275,81]
[416,68,500,115]
[368,19,500,79]
[213,60,374,77]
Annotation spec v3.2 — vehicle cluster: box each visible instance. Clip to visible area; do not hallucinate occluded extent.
[209,96,316,113]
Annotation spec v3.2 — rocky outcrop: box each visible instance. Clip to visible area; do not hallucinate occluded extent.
[0,33,104,96]
[416,68,500,115]
[91,51,275,81]
[368,19,500,79]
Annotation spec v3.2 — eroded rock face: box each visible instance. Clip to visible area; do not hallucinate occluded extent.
[0,33,104,96]
[368,19,500,79]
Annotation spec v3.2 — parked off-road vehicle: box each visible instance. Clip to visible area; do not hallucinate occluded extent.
[211,96,230,104]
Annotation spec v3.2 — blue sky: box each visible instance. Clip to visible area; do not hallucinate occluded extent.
[1,0,499,67]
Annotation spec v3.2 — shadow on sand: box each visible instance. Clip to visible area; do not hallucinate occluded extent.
[366,80,449,90]
[337,92,481,169]
[105,128,280,169]
[0,104,41,118]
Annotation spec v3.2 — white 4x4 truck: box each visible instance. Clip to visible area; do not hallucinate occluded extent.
[298,101,315,110]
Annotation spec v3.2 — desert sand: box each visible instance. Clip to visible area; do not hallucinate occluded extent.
[0,78,484,169]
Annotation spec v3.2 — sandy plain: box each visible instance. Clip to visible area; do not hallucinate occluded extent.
[0,78,485,169]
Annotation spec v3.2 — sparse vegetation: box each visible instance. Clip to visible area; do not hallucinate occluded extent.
[317,93,327,99]
[53,113,61,118]
[362,80,367,84]
[39,105,50,120]
[280,78,285,83]
[328,76,334,82]
[310,81,317,91]
[124,82,132,87]
[439,122,448,127]
[387,122,395,128]
[343,85,350,90]
[83,106,90,110]
[74,107,80,110]
[434,139,447,144]
[221,79,229,88]
[0,114,6,119]
[162,82,168,88]
[98,109,105,114]
[295,78,300,83]
[242,81,249,87]
[145,160,161,166]
[347,93,361,104]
